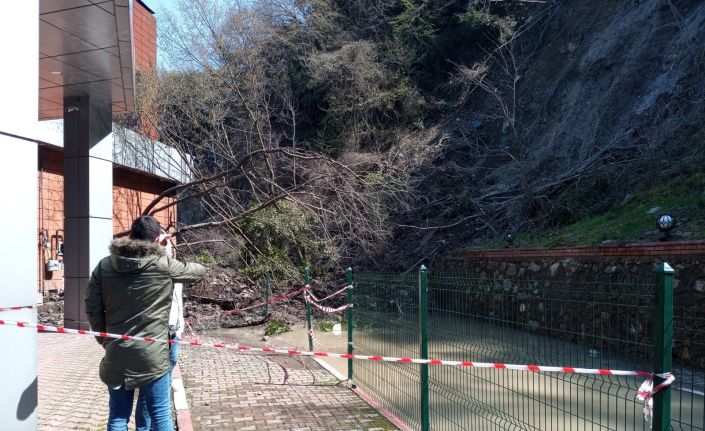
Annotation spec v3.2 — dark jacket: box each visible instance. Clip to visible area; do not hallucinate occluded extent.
[84,239,207,389]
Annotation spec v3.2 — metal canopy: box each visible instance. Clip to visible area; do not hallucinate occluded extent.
[39,0,135,120]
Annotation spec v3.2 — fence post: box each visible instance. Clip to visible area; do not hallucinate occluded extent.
[305,267,314,351]
[653,262,674,431]
[264,270,271,317]
[419,265,430,431]
[347,267,355,386]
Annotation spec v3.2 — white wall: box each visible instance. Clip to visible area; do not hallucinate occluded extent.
[0,1,39,429]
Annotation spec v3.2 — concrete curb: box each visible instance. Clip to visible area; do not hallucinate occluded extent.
[172,364,193,431]
[313,357,346,381]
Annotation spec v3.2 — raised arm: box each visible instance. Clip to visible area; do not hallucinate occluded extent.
[167,257,207,284]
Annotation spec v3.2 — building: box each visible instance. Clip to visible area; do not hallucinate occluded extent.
[0,1,184,429]
[33,0,187,306]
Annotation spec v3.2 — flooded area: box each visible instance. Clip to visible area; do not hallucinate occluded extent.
[354,312,704,431]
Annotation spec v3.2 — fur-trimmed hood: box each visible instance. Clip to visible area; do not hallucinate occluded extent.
[109,239,165,273]
[110,238,165,258]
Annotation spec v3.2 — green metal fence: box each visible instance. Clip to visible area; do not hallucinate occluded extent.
[351,265,704,431]
[355,271,422,429]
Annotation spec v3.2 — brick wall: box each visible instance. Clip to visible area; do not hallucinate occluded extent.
[462,241,705,260]
[132,0,158,139]
[37,147,177,293]
[132,0,157,70]
[113,167,176,234]
[38,147,65,293]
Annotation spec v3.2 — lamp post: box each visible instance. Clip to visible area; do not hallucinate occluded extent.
[504,234,515,248]
[656,214,676,241]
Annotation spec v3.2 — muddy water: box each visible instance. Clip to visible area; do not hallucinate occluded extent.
[351,313,704,431]
[205,320,704,431]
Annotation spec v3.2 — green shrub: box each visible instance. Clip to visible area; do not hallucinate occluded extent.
[195,251,215,264]
[265,319,291,337]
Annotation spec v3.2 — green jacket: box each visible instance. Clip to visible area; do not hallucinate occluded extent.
[84,239,207,389]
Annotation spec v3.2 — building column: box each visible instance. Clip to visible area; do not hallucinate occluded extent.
[0,1,38,429]
[63,96,113,330]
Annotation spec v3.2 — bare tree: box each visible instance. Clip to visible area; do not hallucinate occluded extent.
[113,0,409,272]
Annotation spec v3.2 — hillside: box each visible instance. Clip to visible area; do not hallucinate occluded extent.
[381,0,705,270]
[151,0,705,275]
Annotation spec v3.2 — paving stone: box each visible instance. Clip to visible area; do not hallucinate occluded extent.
[38,333,139,430]
[38,331,397,430]
[180,335,398,430]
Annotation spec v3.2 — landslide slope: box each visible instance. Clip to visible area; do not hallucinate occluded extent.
[384,0,705,270]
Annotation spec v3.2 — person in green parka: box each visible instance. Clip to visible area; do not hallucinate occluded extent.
[85,215,207,431]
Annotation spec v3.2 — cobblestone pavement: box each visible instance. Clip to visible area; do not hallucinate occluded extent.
[37,332,133,431]
[180,336,397,431]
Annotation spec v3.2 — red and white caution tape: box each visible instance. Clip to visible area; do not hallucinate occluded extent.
[0,317,675,386]
[307,285,351,303]
[637,373,677,425]
[0,305,35,312]
[219,286,309,317]
[307,299,351,313]
[305,287,351,313]
[184,318,201,344]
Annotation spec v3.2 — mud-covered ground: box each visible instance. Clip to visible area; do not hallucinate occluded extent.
[37,294,64,327]
[37,264,348,335]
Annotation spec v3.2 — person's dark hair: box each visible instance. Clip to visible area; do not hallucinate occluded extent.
[130,215,161,241]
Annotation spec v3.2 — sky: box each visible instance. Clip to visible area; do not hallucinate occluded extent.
[141,0,233,69]
[140,0,188,69]
[141,0,180,17]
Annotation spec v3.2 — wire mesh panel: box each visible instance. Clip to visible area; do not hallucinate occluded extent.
[426,273,659,431]
[672,307,705,431]
[354,272,421,429]
[352,269,704,431]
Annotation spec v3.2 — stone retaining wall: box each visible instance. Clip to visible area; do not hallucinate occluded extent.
[430,242,705,369]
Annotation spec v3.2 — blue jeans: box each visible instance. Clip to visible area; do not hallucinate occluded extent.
[107,371,173,431]
[136,335,179,431]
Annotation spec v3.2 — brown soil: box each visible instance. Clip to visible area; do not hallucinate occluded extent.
[184,264,348,334]
[37,294,64,327]
[35,264,348,334]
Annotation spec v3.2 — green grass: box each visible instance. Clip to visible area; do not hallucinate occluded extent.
[477,173,705,249]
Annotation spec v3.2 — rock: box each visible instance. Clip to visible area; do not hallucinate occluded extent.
[647,206,661,214]
[262,336,269,341]
[680,346,691,361]
[695,279,705,293]
[517,268,526,278]
[528,320,540,332]
[549,262,561,277]
[527,263,541,272]
[506,263,518,277]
